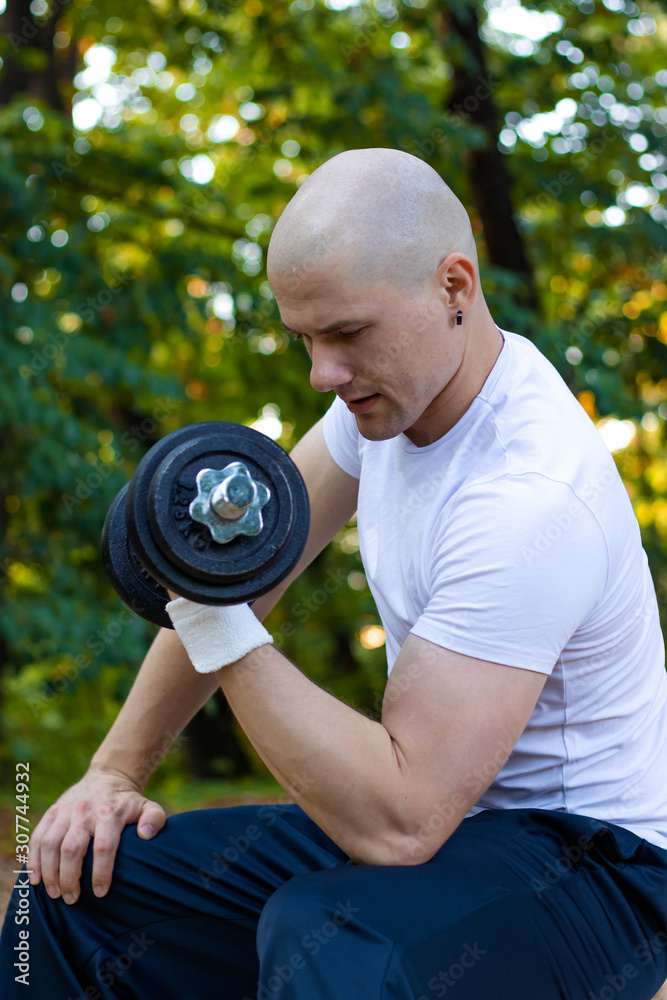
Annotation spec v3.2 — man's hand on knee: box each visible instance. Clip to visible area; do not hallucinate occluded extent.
[28,768,166,905]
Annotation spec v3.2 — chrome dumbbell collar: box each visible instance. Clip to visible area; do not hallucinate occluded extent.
[189,462,271,544]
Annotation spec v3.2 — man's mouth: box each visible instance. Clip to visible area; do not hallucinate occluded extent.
[344,393,380,414]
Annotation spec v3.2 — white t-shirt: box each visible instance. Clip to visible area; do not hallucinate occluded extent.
[322,328,667,849]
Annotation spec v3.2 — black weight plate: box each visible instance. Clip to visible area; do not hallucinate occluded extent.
[148,434,294,582]
[126,422,310,605]
[141,424,307,599]
[131,423,308,603]
[101,483,173,629]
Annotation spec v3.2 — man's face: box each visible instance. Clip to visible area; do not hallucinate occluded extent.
[272,260,463,444]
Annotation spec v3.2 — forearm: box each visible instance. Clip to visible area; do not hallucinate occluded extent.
[89,580,294,789]
[217,644,416,866]
[90,627,219,787]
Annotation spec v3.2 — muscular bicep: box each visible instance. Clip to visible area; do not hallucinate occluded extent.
[250,418,358,619]
[382,634,547,862]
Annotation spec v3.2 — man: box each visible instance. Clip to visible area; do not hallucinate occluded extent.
[3,147,667,1000]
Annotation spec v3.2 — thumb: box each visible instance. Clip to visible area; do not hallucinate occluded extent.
[137,800,167,840]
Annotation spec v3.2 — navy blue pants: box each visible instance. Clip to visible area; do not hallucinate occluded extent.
[3,805,667,999]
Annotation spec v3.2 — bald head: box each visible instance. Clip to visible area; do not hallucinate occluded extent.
[267,148,478,292]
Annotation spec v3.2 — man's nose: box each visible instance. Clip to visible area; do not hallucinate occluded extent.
[309,345,354,394]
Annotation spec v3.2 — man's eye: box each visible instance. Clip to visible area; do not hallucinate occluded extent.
[339,329,362,339]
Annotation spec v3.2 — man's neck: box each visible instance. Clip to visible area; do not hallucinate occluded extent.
[404,319,504,447]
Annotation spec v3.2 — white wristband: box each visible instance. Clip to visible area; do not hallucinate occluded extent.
[166,598,274,674]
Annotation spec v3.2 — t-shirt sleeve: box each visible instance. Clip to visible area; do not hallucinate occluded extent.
[321,395,362,479]
[410,473,609,675]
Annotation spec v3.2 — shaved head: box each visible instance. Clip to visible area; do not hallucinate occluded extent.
[267,147,478,291]
[266,148,503,447]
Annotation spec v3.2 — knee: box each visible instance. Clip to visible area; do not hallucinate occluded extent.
[257,877,361,957]
[257,880,315,953]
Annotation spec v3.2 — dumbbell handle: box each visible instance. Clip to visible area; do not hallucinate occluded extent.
[189,462,271,545]
[210,471,256,521]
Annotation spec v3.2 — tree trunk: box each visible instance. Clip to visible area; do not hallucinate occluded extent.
[184,691,255,779]
[0,0,66,109]
[438,1,539,313]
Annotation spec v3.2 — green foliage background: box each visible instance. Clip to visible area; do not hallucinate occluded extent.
[1,0,666,809]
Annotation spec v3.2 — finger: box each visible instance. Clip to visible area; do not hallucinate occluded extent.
[137,801,167,841]
[90,799,166,896]
[27,820,47,886]
[28,805,62,885]
[58,826,93,904]
[39,818,73,899]
[90,815,126,898]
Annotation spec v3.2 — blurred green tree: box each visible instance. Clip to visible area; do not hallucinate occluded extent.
[0,0,665,806]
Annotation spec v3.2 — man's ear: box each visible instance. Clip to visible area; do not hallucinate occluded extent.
[435,253,477,312]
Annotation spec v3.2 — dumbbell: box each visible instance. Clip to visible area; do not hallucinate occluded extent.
[101,421,310,629]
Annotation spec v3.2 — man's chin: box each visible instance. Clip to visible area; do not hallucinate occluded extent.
[354,410,407,443]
